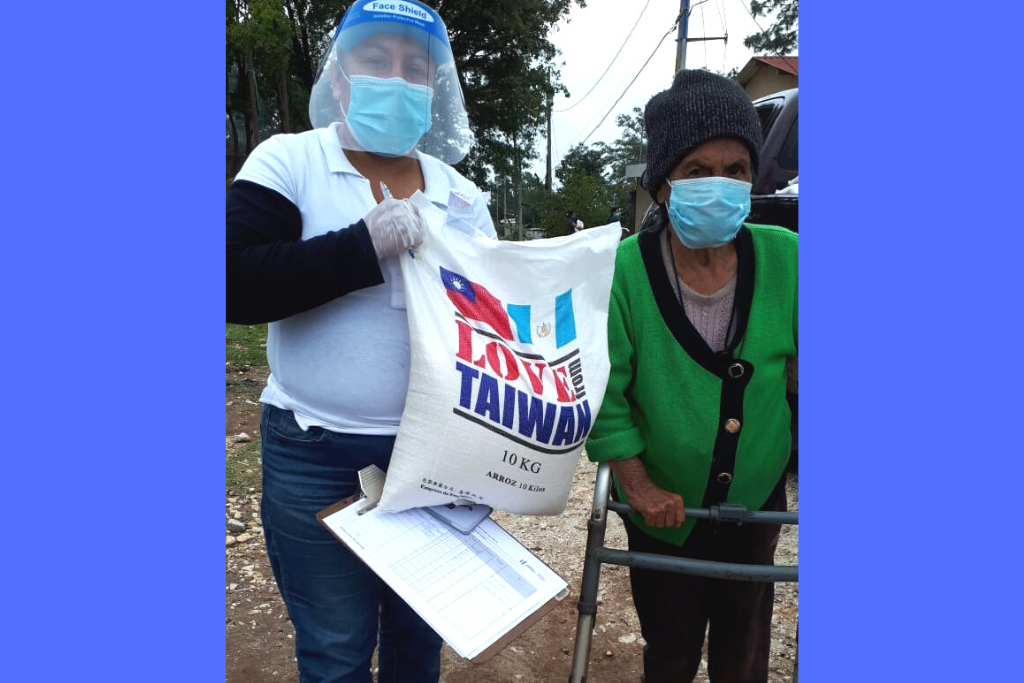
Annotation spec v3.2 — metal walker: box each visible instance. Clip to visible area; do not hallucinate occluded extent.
[567,463,799,683]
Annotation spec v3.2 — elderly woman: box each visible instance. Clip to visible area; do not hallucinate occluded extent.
[226,2,495,682]
[586,69,798,683]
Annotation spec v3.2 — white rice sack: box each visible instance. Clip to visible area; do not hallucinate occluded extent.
[378,193,619,515]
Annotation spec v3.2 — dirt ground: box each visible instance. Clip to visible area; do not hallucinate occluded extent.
[227,364,799,682]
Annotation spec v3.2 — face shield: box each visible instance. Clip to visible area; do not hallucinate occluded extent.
[308,0,473,166]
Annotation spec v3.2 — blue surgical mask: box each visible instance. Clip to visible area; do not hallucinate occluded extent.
[666,177,752,249]
[345,74,433,157]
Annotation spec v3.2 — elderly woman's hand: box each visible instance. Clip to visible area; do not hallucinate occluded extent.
[609,456,686,528]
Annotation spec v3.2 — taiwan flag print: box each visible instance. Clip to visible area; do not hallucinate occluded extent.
[439,266,514,340]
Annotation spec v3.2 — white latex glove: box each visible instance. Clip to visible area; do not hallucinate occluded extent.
[364,198,425,260]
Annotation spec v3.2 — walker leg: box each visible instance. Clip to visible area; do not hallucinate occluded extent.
[567,464,613,683]
[791,622,798,683]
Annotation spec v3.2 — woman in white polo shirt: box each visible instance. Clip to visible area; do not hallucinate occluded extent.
[226,3,495,681]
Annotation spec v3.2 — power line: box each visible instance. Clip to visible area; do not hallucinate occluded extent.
[556,14,673,160]
[711,0,728,73]
[553,0,653,113]
[578,18,680,147]
[701,3,707,69]
[712,0,726,27]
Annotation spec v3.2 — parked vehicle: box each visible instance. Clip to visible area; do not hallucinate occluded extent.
[748,87,798,232]
[749,88,799,470]
[639,86,799,233]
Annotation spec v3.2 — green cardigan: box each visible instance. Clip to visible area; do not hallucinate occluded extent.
[586,223,798,545]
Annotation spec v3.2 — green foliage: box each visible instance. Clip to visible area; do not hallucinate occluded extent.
[541,108,645,234]
[597,107,646,228]
[554,174,612,233]
[227,0,349,161]
[555,144,605,186]
[743,0,798,55]
[443,1,582,177]
[227,0,587,186]
[487,171,553,240]
[547,143,610,230]
[517,173,549,236]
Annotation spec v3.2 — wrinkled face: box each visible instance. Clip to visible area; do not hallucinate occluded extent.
[655,138,752,204]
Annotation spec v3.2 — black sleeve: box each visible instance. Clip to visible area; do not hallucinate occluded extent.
[226,179,386,324]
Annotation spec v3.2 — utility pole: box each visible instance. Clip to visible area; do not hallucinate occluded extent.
[675,0,691,73]
[676,1,727,74]
[545,65,553,192]
[514,137,523,241]
[493,181,498,228]
[545,100,552,192]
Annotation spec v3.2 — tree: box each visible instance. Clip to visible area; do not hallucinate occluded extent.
[536,106,650,237]
[595,107,646,229]
[226,0,586,206]
[489,172,548,239]
[555,144,606,186]
[743,0,798,55]
[228,0,328,172]
[543,143,612,232]
[440,1,585,234]
[518,173,548,235]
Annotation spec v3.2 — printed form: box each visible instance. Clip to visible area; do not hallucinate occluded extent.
[320,503,567,659]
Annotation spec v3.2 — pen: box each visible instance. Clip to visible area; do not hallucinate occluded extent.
[379,182,415,259]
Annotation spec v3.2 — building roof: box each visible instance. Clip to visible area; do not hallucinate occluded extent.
[755,56,798,75]
[737,55,799,86]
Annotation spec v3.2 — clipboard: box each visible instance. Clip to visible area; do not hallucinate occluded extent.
[316,471,568,663]
[468,587,568,663]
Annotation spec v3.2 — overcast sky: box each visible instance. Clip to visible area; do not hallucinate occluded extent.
[533,0,791,179]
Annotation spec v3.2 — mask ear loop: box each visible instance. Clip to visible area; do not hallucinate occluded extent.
[330,60,360,148]
[337,63,353,88]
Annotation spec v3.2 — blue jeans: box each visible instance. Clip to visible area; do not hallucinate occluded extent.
[259,405,443,683]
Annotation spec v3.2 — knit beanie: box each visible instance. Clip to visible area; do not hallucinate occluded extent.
[643,69,763,201]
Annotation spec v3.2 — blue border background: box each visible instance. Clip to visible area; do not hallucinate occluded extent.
[2,2,224,680]
[803,2,1023,681]
[4,0,1024,680]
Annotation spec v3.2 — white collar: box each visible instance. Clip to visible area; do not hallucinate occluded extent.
[318,123,451,207]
